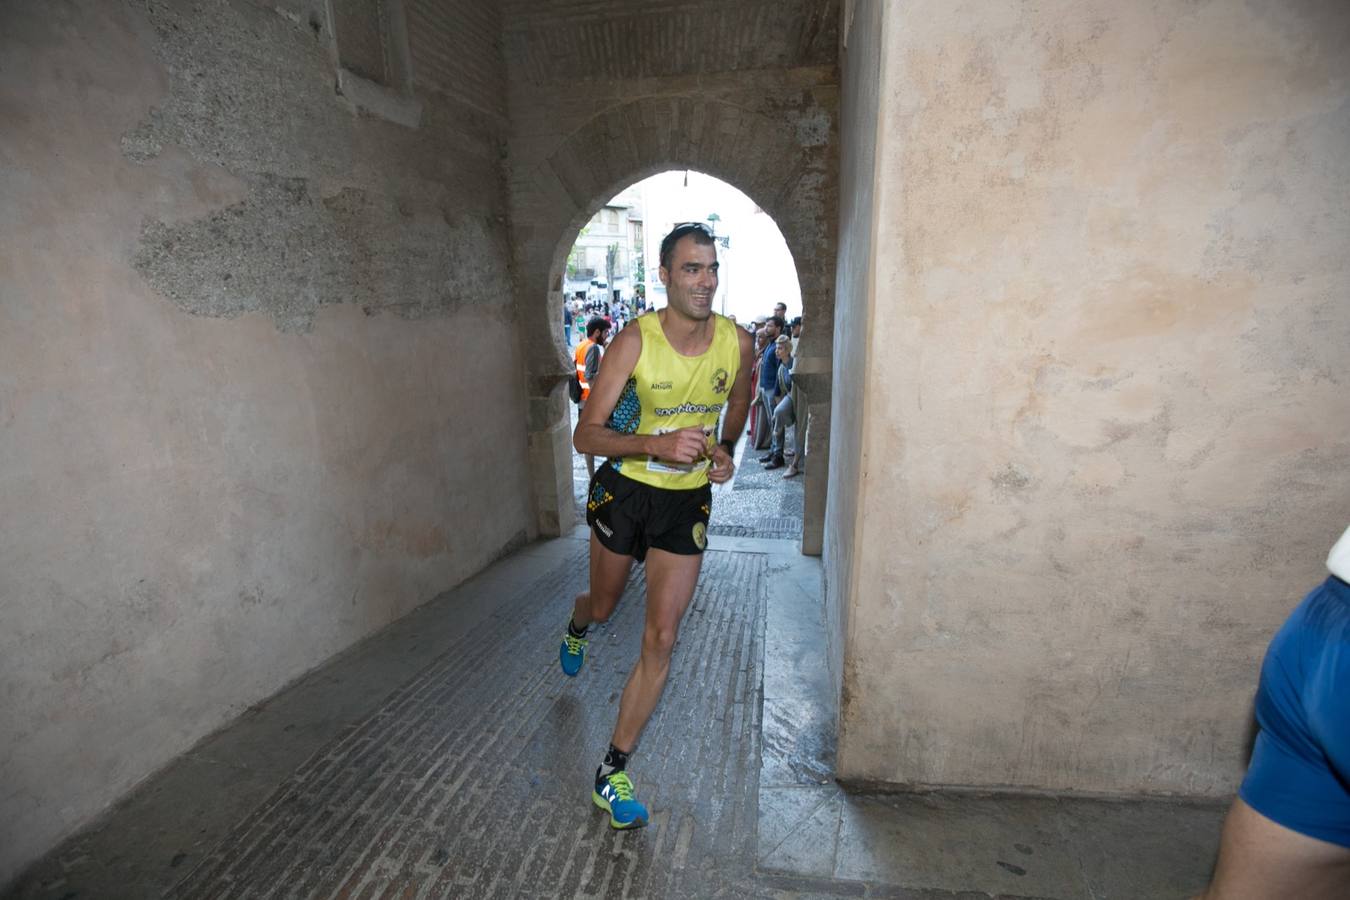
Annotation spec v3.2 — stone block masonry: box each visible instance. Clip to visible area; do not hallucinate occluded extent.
[408,0,506,119]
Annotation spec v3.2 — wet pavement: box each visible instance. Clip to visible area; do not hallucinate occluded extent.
[7,416,1228,899]
[166,548,768,899]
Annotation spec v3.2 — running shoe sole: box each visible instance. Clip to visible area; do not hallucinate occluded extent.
[592,790,648,829]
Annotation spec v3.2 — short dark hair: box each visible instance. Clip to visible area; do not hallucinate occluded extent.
[768,315,786,332]
[586,317,609,338]
[659,222,716,271]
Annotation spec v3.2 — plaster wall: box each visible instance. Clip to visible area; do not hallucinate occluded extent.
[836,0,1350,796]
[824,0,882,721]
[0,0,527,883]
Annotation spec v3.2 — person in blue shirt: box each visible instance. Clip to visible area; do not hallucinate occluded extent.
[752,315,784,452]
[763,335,796,470]
[1198,525,1350,898]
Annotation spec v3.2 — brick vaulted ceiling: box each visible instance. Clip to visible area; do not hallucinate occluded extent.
[501,0,841,85]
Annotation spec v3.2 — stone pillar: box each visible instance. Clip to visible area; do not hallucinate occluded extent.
[526,378,577,537]
[793,368,832,556]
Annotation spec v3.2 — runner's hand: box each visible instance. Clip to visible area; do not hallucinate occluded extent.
[708,444,735,484]
[651,426,711,465]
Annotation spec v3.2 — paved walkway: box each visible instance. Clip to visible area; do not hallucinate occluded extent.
[9,444,1228,898]
[170,544,767,899]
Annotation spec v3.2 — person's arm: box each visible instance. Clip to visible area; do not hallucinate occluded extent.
[708,327,756,482]
[584,343,601,384]
[1196,797,1350,899]
[574,326,708,464]
[781,356,793,394]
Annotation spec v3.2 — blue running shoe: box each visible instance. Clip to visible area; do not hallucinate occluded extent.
[593,771,648,829]
[560,629,587,677]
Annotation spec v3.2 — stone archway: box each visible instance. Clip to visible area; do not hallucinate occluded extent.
[508,91,837,550]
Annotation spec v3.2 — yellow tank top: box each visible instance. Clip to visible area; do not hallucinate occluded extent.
[607,312,741,490]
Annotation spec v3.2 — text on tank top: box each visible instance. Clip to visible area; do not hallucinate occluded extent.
[607,312,741,490]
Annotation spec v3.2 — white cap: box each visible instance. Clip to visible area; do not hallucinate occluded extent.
[1328,525,1350,582]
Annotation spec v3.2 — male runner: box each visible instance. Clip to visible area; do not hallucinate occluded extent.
[560,222,754,829]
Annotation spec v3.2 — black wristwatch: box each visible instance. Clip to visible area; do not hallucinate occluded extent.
[719,439,736,458]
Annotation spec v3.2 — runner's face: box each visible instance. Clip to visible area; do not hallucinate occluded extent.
[660,236,718,321]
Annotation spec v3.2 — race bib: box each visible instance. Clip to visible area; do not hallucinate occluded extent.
[647,426,715,474]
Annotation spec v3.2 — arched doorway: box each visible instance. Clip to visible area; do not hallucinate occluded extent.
[557,170,810,539]
[509,97,837,554]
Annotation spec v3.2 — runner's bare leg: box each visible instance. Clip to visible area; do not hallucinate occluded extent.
[611,547,703,751]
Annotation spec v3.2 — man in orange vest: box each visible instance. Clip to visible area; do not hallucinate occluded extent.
[575,317,610,478]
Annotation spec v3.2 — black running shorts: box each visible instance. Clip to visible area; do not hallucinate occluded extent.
[585,462,712,562]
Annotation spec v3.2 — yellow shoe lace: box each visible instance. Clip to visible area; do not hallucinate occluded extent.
[564,633,587,654]
[606,771,635,800]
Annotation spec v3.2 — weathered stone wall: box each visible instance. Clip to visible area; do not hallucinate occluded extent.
[833,0,1350,795]
[0,0,526,883]
[823,0,881,734]
[501,0,841,540]
[407,0,506,117]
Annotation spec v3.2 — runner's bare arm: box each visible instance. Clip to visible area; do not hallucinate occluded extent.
[719,327,755,449]
[707,327,756,481]
[574,325,707,464]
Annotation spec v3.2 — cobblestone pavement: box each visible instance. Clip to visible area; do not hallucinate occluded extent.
[7,529,1226,900]
[9,416,1226,899]
[168,547,767,899]
[569,405,803,541]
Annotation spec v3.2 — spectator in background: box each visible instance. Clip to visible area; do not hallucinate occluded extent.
[784,317,804,478]
[1195,525,1350,899]
[751,316,785,451]
[747,322,766,448]
[574,317,610,478]
[774,301,787,321]
[763,335,795,471]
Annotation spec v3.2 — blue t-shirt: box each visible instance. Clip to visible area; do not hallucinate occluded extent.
[759,341,780,390]
[1239,575,1350,847]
